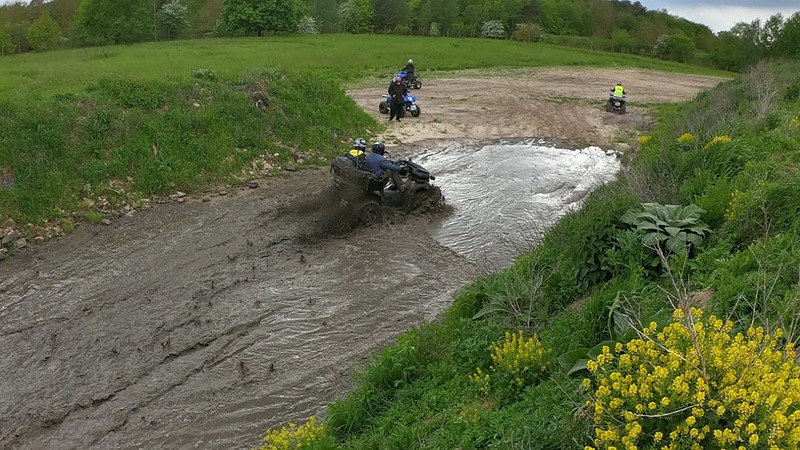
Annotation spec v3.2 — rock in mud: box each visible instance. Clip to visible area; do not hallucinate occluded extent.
[15,238,27,249]
[2,230,19,246]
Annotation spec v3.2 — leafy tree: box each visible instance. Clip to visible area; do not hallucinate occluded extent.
[372,0,410,33]
[26,11,60,51]
[430,0,457,35]
[222,0,301,36]
[73,0,154,45]
[0,24,13,55]
[665,33,694,62]
[313,0,339,33]
[610,28,635,53]
[773,12,800,59]
[158,1,190,39]
[338,0,373,33]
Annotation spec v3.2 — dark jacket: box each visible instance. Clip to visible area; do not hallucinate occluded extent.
[402,62,415,74]
[388,80,408,104]
[364,152,403,177]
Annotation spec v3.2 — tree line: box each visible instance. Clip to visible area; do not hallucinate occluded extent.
[1,0,798,71]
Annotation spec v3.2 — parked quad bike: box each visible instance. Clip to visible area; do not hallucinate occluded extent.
[379,92,421,117]
[606,94,627,114]
[397,71,422,89]
[329,154,441,226]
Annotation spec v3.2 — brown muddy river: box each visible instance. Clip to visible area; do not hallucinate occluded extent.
[0,139,619,449]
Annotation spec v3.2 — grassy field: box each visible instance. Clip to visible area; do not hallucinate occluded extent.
[0,34,730,97]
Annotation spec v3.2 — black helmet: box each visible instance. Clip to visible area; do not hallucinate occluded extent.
[372,142,385,155]
[353,138,367,151]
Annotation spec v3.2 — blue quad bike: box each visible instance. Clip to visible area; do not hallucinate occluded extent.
[606,94,627,114]
[329,153,442,226]
[379,92,421,117]
[397,71,422,90]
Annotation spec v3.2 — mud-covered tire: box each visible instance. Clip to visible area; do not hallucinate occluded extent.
[403,186,443,212]
[620,104,627,115]
[410,105,421,117]
[356,199,383,226]
[379,101,389,114]
[605,101,612,112]
[413,80,422,89]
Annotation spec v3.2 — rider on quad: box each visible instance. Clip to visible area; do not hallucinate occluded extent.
[401,59,415,79]
[346,138,367,167]
[364,142,408,192]
[610,81,626,101]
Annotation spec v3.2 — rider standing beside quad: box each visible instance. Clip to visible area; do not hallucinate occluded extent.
[364,142,407,191]
[388,75,408,122]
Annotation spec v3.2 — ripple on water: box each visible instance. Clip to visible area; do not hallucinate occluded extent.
[414,139,621,269]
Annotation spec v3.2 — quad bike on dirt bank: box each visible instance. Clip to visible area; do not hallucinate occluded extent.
[329,154,441,225]
[397,71,422,89]
[379,92,421,117]
[606,94,627,114]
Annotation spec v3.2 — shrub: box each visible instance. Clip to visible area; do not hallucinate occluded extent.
[620,203,711,256]
[511,23,543,42]
[257,416,335,450]
[393,24,411,35]
[471,330,550,402]
[296,16,319,34]
[584,307,800,450]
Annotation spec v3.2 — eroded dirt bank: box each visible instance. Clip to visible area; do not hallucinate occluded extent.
[0,68,728,450]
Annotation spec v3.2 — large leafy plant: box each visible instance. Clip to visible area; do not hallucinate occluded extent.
[621,203,711,255]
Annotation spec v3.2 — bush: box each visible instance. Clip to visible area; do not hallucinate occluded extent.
[480,20,505,39]
[585,307,800,449]
[511,23,543,42]
[257,416,336,450]
[471,330,550,403]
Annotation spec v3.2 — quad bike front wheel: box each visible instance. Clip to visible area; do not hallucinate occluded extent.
[379,101,390,114]
[412,80,422,89]
[410,105,421,117]
[620,104,627,115]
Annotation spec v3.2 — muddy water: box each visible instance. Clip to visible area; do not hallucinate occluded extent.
[0,139,619,450]
[413,139,620,269]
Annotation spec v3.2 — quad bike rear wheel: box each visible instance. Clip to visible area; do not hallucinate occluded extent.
[356,199,383,226]
[412,80,422,89]
[620,104,627,114]
[379,101,390,114]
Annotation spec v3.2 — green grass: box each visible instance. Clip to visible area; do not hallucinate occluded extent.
[0,34,731,97]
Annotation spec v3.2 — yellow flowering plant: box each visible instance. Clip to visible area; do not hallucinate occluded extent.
[703,135,732,150]
[677,133,695,144]
[257,416,330,450]
[584,308,800,450]
[471,330,550,402]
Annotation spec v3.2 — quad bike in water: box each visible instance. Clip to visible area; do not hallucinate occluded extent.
[397,71,422,89]
[379,92,421,117]
[606,94,627,114]
[329,154,440,226]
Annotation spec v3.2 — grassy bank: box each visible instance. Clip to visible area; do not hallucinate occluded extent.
[0,34,727,245]
[256,60,800,449]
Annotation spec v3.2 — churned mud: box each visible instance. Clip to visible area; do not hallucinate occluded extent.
[0,67,727,450]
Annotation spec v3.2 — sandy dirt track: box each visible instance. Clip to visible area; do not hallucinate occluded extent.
[348,67,729,149]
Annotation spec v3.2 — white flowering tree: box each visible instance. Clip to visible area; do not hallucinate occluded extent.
[480,20,505,39]
[296,15,319,34]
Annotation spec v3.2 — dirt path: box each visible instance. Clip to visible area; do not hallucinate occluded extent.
[348,67,729,149]
[0,67,728,450]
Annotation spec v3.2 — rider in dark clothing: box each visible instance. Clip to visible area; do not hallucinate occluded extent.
[387,75,408,122]
[402,59,415,78]
[364,142,407,191]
